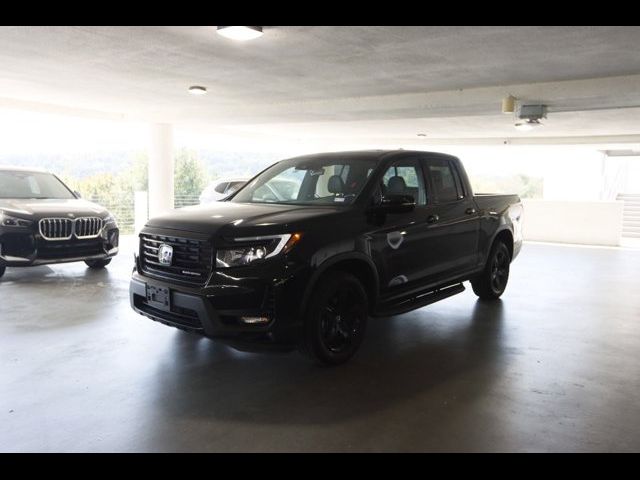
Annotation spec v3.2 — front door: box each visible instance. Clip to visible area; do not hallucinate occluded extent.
[367,158,446,292]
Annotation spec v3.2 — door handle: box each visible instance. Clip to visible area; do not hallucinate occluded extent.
[465,208,477,215]
[427,214,439,224]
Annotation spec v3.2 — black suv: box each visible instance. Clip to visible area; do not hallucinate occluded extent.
[130,150,522,365]
[0,167,119,278]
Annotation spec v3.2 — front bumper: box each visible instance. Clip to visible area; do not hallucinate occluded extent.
[0,227,119,267]
[129,266,307,349]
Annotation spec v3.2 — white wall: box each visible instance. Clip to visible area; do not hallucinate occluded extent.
[522,199,624,246]
[621,156,640,193]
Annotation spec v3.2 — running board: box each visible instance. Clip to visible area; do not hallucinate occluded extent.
[373,283,465,317]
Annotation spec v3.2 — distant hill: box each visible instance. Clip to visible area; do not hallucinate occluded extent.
[0,149,283,180]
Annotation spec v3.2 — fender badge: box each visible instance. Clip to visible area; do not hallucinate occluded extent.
[387,231,404,250]
[389,275,408,287]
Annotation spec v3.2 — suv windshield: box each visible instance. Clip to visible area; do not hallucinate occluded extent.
[231,155,378,206]
[0,171,76,199]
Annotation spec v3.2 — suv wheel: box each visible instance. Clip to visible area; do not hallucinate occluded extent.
[300,271,368,366]
[85,259,112,269]
[471,240,510,300]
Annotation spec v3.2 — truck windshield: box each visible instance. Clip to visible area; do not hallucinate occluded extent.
[0,171,76,199]
[231,156,378,206]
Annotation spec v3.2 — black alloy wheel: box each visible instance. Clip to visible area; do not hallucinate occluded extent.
[490,246,510,293]
[320,285,364,354]
[471,240,511,300]
[301,271,368,365]
[85,259,112,269]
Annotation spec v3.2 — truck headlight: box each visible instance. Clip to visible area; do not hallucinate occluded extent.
[0,211,32,227]
[216,233,303,268]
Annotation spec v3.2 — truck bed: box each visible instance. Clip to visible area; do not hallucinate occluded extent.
[474,193,521,212]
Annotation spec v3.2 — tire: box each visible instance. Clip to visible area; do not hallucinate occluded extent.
[299,271,369,366]
[0,266,5,278]
[85,259,112,269]
[471,240,511,300]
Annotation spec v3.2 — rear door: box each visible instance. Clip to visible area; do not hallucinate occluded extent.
[423,157,480,277]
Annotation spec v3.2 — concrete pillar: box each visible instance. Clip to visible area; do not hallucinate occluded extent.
[148,123,174,218]
[134,190,149,235]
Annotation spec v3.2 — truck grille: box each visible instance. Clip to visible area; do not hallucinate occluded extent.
[139,234,213,285]
[39,217,103,240]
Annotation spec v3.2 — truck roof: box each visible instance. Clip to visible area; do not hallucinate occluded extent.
[284,149,460,163]
[0,165,52,174]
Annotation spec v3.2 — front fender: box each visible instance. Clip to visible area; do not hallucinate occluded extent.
[299,251,380,316]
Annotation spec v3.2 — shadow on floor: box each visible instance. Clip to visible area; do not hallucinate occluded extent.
[0,264,114,285]
[146,299,507,426]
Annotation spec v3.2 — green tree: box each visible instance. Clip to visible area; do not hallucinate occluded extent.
[131,151,149,192]
[57,148,211,232]
[59,152,148,235]
[174,148,209,206]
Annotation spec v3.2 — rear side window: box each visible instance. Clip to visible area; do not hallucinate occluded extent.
[426,160,460,203]
[451,164,466,198]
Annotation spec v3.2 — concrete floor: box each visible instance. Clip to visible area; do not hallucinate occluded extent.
[1,238,639,452]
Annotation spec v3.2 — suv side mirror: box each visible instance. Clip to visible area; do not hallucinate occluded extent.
[380,194,415,213]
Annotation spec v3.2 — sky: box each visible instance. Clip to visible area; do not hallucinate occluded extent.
[0,106,604,160]
[0,108,148,154]
[2,106,634,201]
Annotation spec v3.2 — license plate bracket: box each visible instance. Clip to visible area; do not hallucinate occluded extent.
[146,285,171,311]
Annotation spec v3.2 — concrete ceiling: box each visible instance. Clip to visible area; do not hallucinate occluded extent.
[1,25,640,145]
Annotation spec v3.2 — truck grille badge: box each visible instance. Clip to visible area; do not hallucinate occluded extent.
[157,244,174,266]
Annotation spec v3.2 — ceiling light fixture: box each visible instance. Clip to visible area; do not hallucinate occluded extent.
[188,86,207,95]
[514,119,543,131]
[216,26,264,41]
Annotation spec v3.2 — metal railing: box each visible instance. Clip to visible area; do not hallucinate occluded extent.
[88,194,135,235]
[174,195,200,209]
[85,193,202,235]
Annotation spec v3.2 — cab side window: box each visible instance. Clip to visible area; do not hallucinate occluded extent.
[380,161,427,205]
[426,160,461,203]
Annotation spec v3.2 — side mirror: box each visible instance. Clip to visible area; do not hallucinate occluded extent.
[379,194,415,213]
[74,191,82,198]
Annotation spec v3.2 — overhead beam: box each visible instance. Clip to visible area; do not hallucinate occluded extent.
[0,96,128,121]
[216,74,640,124]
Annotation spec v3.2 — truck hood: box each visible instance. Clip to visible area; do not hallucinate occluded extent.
[145,201,348,238]
[0,198,109,219]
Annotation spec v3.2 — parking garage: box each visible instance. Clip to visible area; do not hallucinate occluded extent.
[1,26,640,452]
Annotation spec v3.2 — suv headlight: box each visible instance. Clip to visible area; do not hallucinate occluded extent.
[216,233,303,268]
[0,211,32,227]
[103,214,117,226]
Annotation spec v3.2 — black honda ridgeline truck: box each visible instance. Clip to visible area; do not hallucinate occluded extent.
[131,151,523,365]
[0,167,119,278]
